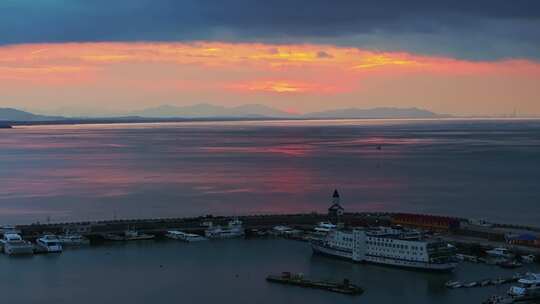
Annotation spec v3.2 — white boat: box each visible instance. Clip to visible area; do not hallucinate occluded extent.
[456,253,479,263]
[36,235,63,253]
[521,254,536,263]
[486,247,514,259]
[508,273,540,298]
[166,230,207,242]
[314,222,336,233]
[445,281,461,288]
[58,234,90,246]
[273,225,293,234]
[0,225,20,234]
[204,219,244,239]
[104,230,155,241]
[311,226,457,272]
[1,233,34,255]
[483,295,514,304]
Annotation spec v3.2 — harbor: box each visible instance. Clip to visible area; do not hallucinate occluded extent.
[0,193,539,303]
[0,238,538,304]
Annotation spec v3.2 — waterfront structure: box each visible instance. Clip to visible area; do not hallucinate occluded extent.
[328,189,344,224]
[312,226,457,271]
[204,219,244,239]
[391,213,460,232]
[0,233,34,255]
[505,233,540,248]
[266,272,363,295]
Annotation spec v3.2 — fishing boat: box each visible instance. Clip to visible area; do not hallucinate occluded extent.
[486,248,514,259]
[166,230,207,242]
[104,230,155,241]
[36,235,63,253]
[1,233,34,255]
[58,234,90,246]
[204,219,244,239]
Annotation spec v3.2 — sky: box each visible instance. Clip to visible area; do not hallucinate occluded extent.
[0,0,539,116]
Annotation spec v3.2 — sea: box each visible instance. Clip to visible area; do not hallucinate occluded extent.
[1,119,539,225]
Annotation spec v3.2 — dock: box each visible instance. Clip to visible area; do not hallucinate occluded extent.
[446,274,524,289]
[266,272,363,295]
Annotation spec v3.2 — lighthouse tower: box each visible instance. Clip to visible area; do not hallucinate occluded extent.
[327,189,344,224]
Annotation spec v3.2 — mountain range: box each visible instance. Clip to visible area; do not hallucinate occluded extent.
[0,104,445,122]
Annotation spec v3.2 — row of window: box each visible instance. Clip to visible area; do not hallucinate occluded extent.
[367,241,423,251]
[367,247,426,258]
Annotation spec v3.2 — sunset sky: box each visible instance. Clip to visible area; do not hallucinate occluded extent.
[1,0,539,116]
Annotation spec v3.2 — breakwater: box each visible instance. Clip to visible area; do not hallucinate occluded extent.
[16,212,390,240]
[11,212,540,258]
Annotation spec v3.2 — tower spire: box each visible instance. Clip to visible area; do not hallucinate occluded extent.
[328,189,344,224]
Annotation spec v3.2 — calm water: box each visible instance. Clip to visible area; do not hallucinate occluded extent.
[0,239,538,304]
[1,119,540,225]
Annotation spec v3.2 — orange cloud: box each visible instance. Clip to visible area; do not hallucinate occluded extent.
[1,41,540,115]
[1,42,539,77]
[225,80,340,94]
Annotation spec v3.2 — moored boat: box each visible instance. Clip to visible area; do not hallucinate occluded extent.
[104,230,155,241]
[508,273,540,298]
[166,230,207,242]
[1,233,34,256]
[58,234,90,246]
[312,226,457,272]
[486,247,514,259]
[36,235,63,253]
[204,219,244,239]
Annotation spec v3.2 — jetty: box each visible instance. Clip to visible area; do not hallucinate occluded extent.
[446,274,524,289]
[266,272,363,295]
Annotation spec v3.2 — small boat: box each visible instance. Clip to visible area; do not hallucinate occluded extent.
[104,230,155,241]
[456,253,479,263]
[521,255,536,264]
[480,280,492,287]
[498,260,523,269]
[1,233,34,255]
[166,230,207,242]
[508,273,540,297]
[36,235,63,253]
[204,219,244,239]
[314,222,336,234]
[445,281,461,288]
[465,282,478,288]
[486,248,515,259]
[58,234,90,246]
[483,295,514,304]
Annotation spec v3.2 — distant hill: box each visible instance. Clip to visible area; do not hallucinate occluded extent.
[0,105,447,124]
[305,107,444,119]
[0,108,63,121]
[130,103,293,118]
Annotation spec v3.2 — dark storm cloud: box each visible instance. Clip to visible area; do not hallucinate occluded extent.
[1,0,539,60]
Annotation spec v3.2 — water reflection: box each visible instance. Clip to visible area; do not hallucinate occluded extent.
[1,119,539,224]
